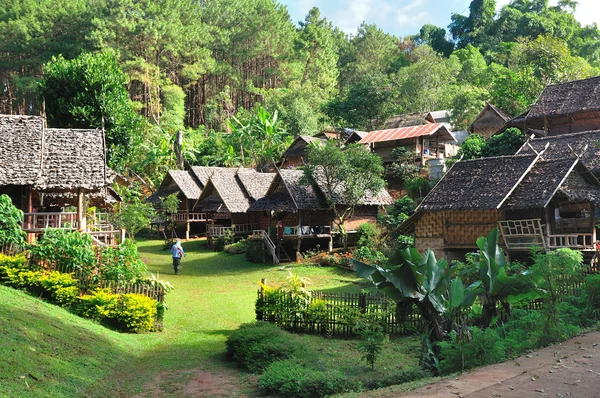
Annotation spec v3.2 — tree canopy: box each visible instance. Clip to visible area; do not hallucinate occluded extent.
[0,0,598,184]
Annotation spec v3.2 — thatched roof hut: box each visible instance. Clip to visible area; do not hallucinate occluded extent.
[516,130,600,176]
[197,169,276,214]
[0,114,113,192]
[468,102,512,139]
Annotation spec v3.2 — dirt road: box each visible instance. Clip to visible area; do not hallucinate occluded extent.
[365,332,600,398]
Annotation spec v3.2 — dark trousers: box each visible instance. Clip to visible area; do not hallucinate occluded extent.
[173,257,181,274]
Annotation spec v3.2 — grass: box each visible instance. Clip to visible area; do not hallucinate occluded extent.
[0,285,134,397]
[1,238,424,397]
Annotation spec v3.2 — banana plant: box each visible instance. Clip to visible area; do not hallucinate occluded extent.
[352,248,479,343]
[475,228,535,328]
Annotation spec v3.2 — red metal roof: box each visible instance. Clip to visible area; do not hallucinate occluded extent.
[359,123,448,144]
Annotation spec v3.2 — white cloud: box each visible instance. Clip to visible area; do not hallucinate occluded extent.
[395,0,429,28]
[335,0,375,34]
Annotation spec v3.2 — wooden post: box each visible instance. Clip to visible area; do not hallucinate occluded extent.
[591,203,596,243]
[25,187,35,244]
[77,188,87,232]
[186,199,190,240]
[296,238,302,263]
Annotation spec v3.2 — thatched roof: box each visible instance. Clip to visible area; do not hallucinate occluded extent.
[419,155,538,211]
[283,135,325,157]
[0,115,112,191]
[237,171,276,200]
[527,76,600,119]
[516,130,600,176]
[147,170,201,204]
[189,166,231,187]
[383,113,427,129]
[249,169,328,212]
[203,168,248,213]
[421,150,600,212]
[504,158,578,210]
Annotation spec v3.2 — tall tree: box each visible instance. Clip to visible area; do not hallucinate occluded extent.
[40,51,144,169]
[304,141,385,250]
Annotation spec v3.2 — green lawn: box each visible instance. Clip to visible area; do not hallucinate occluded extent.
[107,239,382,395]
[1,239,422,397]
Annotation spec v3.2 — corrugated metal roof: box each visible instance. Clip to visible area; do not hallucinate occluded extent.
[359,123,452,144]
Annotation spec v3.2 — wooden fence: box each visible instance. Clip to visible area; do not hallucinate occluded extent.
[256,290,423,337]
[257,269,598,337]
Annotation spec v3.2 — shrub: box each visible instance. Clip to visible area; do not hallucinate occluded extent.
[356,223,379,251]
[224,239,247,254]
[245,239,265,263]
[76,289,157,332]
[259,358,355,398]
[583,273,600,320]
[213,229,235,252]
[0,253,28,282]
[438,326,505,374]
[225,322,305,372]
[36,271,79,306]
[352,246,387,265]
[360,366,426,390]
[112,293,157,332]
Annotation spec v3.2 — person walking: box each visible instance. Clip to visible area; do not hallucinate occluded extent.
[171,239,185,274]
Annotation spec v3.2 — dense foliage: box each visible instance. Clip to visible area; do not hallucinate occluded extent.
[0,194,26,250]
[1,0,599,186]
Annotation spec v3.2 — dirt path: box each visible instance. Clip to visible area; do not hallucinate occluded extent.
[364,332,600,398]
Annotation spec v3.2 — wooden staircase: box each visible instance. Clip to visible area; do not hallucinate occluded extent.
[252,230,279,264]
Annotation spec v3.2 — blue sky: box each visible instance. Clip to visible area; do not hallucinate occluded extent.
[278,0,600,38]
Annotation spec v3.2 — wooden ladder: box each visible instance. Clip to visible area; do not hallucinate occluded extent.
[276,241,292,263]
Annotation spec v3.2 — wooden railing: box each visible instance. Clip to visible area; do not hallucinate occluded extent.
[547,233,594,250]
[89,230,126,247]
[499,219,595,251]
[282,225,332,237]
[208,224,256,237]
[252,230,278,264]
[23,212,79,232]
[173,212,208,222]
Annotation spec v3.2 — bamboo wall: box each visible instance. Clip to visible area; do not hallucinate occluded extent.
[415,209,503,258]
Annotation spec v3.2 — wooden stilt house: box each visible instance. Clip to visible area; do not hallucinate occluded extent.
[0,114,121,245]
[147,170,205,239]
[248,168,393,262]
[195,168,275,242]
[408,144,600,261]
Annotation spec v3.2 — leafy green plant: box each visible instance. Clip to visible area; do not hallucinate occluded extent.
[356,222,380,251]
[30,229,97,276]
[355,318,388,369]
[473,229,535,328]
[529,248,584,344]
[112,201,157,240]
[224,239,247,254]
[97,239,148,284]
[0,194,26,251]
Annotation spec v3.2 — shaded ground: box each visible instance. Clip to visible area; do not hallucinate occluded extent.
[362,331,600,398]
